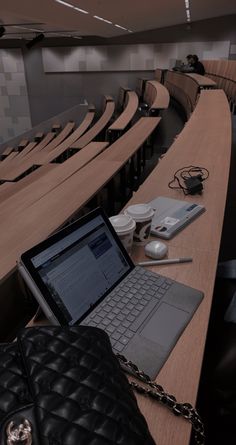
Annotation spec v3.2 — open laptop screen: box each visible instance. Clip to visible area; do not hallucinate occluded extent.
[20,208,133,325]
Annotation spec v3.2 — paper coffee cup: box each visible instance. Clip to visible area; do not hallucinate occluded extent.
[109,214,136,253]
[124,204,155,245]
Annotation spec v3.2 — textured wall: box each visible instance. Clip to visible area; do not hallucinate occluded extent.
[0,49,31,144]
[23,46,154,126]
[42,41,230,73]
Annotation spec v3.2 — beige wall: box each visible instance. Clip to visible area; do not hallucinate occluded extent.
[42,41,230,73]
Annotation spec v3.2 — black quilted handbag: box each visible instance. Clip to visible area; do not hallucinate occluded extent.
[0,326,155,445]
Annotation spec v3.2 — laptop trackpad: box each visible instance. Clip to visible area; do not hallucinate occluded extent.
[140,303,189,348]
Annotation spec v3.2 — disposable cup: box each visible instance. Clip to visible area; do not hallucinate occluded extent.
[109,214,136,254]
[124,204,155,245]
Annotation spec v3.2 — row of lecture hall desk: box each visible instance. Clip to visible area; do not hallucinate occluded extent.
[0,81,164,333]
[0,70,233,445]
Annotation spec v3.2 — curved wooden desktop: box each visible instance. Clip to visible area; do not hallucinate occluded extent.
[122,89,231,445]
[1,146,14,157]
[0,110,95,182]
[203,59,236,105]
[107,91,139,132]
[71,98,115,149]
[0,117,159,283]
[164,71,200,118]
[185,73,217,89]
[33,109,96,164]
[144,80,170,112]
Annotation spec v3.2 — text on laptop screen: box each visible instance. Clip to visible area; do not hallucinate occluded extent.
[31,215,130,324]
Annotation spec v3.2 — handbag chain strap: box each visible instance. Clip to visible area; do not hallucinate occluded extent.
[117,354,205,445]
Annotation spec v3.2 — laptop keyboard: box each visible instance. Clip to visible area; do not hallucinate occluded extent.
[82,266,173,353]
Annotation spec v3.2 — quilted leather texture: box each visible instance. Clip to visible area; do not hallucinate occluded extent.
[0,326,155,445]
[0,342,30,419]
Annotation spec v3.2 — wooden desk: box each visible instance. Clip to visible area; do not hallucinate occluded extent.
[33,110,95,164]
[1,146,14,157]
[0,133,55,179]
[15,141,37,159]
[38,121,75,154]
[185,73,217,89]
[0,117,159,283]
[164,70,200,118]
[144,80,170,111]
[51,123,61,132]
[104,95,114,102]
[0,142,108,220]
[17,139,28,150]
[34,132,44,142]
[117,86,130,110]
[71,100,115,149]
[154,68,164,83]
[0,152,18,168]
[121,89,231,445]
[203,60,236,104]
[99,117,160,163]
[0,112,94,181]
[30,132,55,153]
[0,165,57,204]
[107,91,139,132]
[136,78,149,99]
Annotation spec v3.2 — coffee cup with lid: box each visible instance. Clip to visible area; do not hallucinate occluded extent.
[109,214,136,254]
[124,204,155,245]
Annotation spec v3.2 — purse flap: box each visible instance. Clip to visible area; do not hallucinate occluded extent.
[18,325,155,445]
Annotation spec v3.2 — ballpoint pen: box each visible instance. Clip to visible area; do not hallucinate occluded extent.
[137,257,193,266]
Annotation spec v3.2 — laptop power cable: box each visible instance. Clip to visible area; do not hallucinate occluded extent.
[168,165,209,195]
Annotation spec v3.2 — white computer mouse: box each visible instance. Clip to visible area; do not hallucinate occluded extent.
[144,240,168,259]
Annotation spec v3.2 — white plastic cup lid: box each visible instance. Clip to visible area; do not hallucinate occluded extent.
[124,204,155,222]
[109,214,136,235]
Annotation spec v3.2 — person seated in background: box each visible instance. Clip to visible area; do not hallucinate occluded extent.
[174,54,205,75]
[189,55,205,75]
[183,54,195,72]
[173,54,193,72]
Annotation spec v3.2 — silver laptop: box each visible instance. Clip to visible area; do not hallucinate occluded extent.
[18,207,203,378]
[149,196,205,239]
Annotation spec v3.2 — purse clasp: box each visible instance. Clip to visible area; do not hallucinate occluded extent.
[6,419,32,444]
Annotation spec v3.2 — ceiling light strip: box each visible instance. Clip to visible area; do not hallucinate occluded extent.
[74,7,89,14]
[55,0,89,14]
[115,24,128,31]
[94,15,112,24]
[184,0,191,23]
[55,0,74,9]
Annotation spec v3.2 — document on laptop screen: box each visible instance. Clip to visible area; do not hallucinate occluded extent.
[30,216,130,324]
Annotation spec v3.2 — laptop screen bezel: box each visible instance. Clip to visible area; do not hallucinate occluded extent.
[20,207,135,325]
